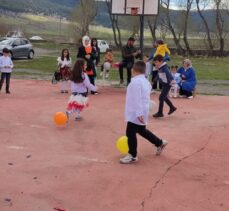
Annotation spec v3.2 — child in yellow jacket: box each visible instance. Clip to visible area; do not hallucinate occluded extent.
[154,40,170,61]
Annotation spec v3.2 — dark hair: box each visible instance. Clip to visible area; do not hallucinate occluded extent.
[61,49,70,61]
[128,37,135,42]
[91,38,98,47]
[153,54,164,62]
[3,48,9,53]
[156,40,164,45]
[71,59,85,83]
[133,61,146,74]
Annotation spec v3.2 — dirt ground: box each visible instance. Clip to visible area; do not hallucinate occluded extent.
[0,79,229,211]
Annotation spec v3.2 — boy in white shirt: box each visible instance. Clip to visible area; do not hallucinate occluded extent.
[120,61,168,164]
[0,48,14,94]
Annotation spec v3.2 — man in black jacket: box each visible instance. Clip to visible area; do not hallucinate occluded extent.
[119,37,141,85]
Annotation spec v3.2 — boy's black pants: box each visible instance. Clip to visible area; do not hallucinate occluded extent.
[152,71,162,90]
[119,61,133,84]
[158,84,175,114]
[0,72,11,92]
[126,122,162,157]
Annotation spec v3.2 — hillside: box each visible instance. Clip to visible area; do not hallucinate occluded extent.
[0,0,78,17]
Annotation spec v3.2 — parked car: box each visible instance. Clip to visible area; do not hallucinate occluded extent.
[97,40,109,53]
[0,37,34,59]
[29,36,44,41]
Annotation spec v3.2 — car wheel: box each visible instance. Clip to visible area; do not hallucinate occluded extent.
[28,50,34,59]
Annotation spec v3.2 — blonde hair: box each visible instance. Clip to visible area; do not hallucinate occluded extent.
[183,59,192,67]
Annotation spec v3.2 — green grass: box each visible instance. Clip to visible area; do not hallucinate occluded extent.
[13,51,229,81]
[14,56,56,72]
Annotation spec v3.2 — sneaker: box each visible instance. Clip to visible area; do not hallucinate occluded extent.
[179,95,186,98]
[100,72,103,77]
[120,154,138,164]
[156,140,168,156]
[60,90,64,93]
[187,95,193,99]
[168,107,177,115]
[105,73,109,79]
[64,90,68,93]
[153,112,164,118]
[6,91,10,94]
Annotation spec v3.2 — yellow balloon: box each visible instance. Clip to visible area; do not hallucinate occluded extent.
[53,112,68,126]
[116,136,129,154]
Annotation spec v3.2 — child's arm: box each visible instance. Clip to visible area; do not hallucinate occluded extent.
[9,58,14,69]
[83,74,97,92]
[130,83,145,123]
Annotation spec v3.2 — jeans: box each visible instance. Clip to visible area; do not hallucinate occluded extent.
[0,72,11,92]
[126,122,162,157]
[119,61,133,84]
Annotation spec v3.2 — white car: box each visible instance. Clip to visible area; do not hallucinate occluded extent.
[29,36,44,41]
[97,40,109,53]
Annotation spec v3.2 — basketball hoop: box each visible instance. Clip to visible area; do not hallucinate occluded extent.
[131,7,139,16]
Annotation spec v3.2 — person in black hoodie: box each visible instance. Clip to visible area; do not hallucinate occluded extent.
[77,36,98,95]
[152,55,177,118]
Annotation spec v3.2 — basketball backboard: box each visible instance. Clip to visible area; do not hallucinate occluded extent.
[111,0,159,16]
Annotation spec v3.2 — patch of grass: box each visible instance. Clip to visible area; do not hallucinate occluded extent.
[169,56,229,80]
[14,56,57,72]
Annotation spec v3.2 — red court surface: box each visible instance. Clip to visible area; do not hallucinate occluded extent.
[0,79,229,211]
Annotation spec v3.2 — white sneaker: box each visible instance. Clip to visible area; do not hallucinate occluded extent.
[187,95,193,99]
[120,154,138,164]
[105,73,109,79]
[156,140,168,156]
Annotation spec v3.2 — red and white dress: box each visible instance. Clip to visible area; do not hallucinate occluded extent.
[67,73,97,113]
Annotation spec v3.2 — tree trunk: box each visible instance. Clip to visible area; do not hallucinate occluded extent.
[183,0,193,56]
[196,0,214,56]
[147,17,157,42]
[162,0,185,55]
[215,0,224,56]
[106,0,122,48]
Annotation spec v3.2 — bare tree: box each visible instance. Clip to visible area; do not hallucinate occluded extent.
[71,0,97,39]
[214,0,226,56]
[196,0,214,55]
[161,0,185,54]
[180,0,194,56]
[105,0,122,47]
[147,16,158,42]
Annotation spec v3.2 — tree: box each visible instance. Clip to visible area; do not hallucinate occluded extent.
[179,0,194,56]
[196,0,214,55]
[105,0,122,48]
[71,0,97,39]
[214,0,226,56]
[160,0,185,54]
[147,16,158,42]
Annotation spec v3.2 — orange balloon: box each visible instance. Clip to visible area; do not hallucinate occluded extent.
[53,112,68,126]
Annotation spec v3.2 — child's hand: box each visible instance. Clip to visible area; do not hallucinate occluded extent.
[85,55,91,59]
[138,116,145,124]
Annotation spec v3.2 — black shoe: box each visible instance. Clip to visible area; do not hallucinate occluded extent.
[6,91,10,94]
[168,107,177,115]
[91,91,99,95]
[153,112,164,118]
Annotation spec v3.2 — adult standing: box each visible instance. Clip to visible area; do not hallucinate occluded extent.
[77,36,98,95]
[119,37,141,85]
[91,38,100,76]
[177,59,197,99]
